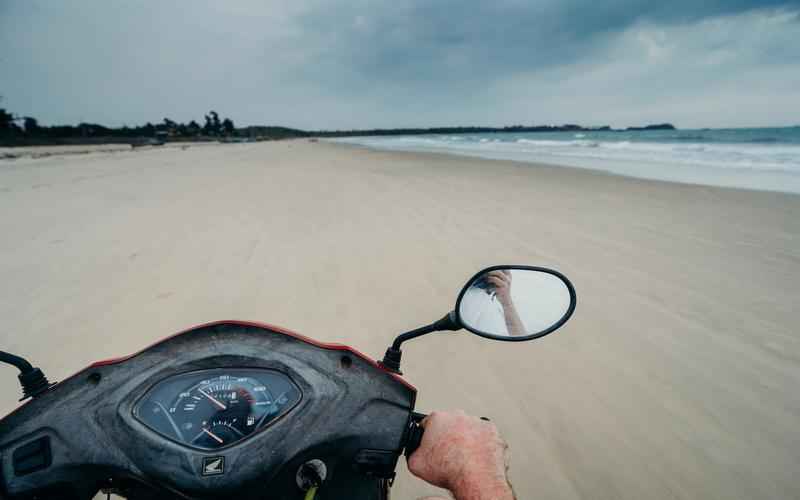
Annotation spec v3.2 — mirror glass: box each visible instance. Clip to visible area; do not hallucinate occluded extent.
[457,267,573,340]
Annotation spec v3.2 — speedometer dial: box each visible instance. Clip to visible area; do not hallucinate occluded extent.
[175,375,279,448]
[134,369,301,450]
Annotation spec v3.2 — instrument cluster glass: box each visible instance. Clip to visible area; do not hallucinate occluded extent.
[134,369,301,450]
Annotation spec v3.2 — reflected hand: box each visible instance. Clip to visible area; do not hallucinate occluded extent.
[488,270,526,337]
[486,270,512,304]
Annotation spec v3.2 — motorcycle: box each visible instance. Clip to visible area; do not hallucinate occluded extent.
[0,265,575,499]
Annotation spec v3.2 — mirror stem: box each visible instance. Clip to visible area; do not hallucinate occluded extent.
[390,312,459,350]
[380,312,460,374]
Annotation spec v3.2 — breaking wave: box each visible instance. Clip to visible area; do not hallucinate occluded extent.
[331,128,800,194]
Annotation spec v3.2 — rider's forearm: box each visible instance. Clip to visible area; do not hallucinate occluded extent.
[498,299,525,337]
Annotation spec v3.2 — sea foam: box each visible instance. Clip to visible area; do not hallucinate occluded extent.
[332,129,800,194]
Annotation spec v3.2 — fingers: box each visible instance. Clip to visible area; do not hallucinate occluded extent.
[487,274,510,291]
[487,271,510,285]
[486,276,504,289]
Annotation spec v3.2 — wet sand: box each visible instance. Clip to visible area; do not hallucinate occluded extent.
[1,140,798,499]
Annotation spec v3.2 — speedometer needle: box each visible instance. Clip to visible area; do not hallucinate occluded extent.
[202,428,224,444]
[198,388,227,410]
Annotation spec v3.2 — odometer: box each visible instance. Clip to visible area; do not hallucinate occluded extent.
[134,369,301,450]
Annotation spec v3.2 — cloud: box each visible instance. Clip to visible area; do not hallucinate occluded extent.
[0,0,798,129]
[292,0,796,81]
[487,9,800,128]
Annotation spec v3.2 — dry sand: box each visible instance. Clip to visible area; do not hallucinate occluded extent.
[1,141,798,499]
[0,143,133,160]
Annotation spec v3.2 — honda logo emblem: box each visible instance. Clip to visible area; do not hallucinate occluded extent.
[201,456,225,476]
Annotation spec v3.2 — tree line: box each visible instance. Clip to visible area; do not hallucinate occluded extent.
[0,99,674,147]
[0,101,311,146]
[1,107,245,145]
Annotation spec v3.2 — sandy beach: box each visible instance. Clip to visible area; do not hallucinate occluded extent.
[1,140,798,499]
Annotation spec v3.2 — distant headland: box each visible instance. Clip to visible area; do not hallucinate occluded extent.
[0,106,675,147]
[313,123,676,138]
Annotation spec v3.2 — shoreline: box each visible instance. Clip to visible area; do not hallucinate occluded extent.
[325,139,800,199]
[327,136,800,196]
[5,138,799,198]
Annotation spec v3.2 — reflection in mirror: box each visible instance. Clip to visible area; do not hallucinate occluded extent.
[458,268,571,339]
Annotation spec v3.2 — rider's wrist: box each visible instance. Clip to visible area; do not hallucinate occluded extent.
[451,472,514,500]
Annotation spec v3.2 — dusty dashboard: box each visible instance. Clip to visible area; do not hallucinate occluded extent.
[0,321,417,500]
[134,369,302,450]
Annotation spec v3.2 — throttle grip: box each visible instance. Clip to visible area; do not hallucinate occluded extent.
[404,412,427,458]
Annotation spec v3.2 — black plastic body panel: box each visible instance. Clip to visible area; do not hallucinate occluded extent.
[0,322,417,499]
[11,437,51,476]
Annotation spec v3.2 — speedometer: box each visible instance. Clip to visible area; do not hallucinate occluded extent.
[134,369,301,450]
[174,375,279,448]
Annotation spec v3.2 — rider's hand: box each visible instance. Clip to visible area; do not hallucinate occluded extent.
[486,270,512,304]
[407,410,515,500]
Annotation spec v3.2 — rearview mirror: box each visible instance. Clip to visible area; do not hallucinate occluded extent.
[455,266,576,341]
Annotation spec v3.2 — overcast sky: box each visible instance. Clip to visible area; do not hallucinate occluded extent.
[1,0,799,130]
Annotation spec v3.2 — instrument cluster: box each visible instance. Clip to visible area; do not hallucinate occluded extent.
[134,369,301,450]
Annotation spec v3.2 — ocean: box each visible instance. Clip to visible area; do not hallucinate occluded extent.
[332,127,800,194]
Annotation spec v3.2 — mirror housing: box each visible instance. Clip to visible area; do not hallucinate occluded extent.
[455,265,576,342]
[380,264,576,373]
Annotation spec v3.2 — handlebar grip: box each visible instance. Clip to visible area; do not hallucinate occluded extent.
[404,412,427,458]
